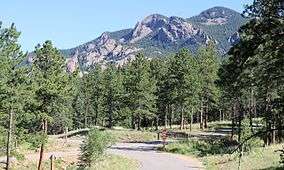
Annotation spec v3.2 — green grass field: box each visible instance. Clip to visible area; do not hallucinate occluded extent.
[106,129,157,142]
[66,154,139,170]
[204,144,283,170]
[163,120,284,170]
[165,140,283,170]
[12,154,139,170]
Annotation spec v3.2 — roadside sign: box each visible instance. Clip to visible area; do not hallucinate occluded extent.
[162,128,167,148]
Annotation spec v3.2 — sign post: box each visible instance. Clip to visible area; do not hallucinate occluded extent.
[161,128,167,149]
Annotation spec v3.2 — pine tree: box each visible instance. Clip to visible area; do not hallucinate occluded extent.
[150,58,167,129]
[102,63,123,128]
[88,65,104,126]
[79,71,96,128]
[167,49,201,129]
[30,41,74,170]
[197,44,220,129]
[224,0,284,145]
[0,23,28,170]
[125,54,157,130]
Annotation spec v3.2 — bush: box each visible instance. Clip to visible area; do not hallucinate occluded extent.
[165,138,238,157]
[24,132,48,150]
[279,147,284,165]
[0,126,6,155]
[241,118,264,152]
[79,128,114,168]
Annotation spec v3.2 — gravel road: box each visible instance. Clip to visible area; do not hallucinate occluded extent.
[108,141,203,170]
[0,139,203,170]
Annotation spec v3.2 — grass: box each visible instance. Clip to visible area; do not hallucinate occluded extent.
[164,138,283,170]
[66,154,139,170]
[164,138,238,157]
[105,129,157,143]
[12,157,70,170]
[12,154,139,170]
[7,128,154,169]
[204,144,283,170]
[160,121,232,133]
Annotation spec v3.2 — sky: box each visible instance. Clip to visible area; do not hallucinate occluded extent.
[0,0,252,52]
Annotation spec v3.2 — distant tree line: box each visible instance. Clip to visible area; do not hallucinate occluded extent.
[74,45,220,131]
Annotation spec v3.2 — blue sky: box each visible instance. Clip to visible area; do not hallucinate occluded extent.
[1,0,252,52]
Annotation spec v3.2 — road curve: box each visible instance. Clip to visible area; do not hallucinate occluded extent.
[108,141,203,170]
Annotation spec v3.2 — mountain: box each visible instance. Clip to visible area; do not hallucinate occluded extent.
[61,6,247,71]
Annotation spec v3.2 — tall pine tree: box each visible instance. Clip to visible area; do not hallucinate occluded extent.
[0,23,28,170]
[31,41,74,170]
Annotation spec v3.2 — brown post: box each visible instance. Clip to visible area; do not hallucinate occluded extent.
[6,110,13,170]
[38,119,47,170]
[190,113,193,132]
[50,155,54,170]
[200,99,204,130]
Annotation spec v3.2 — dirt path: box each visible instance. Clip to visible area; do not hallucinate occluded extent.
[108,141,203,170]
[0,138,82,167]
[1,138,203,170]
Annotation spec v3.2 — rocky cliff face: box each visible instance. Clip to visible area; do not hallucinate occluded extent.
[61,6,246,71]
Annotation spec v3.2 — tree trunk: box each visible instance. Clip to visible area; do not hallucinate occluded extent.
[237,101,242,143]
[219,109,222,122]
[38,119,47,170]
[200,99,204,130]
[155,116,159,131]
[180,105,184,130]
[249,88,254,133]
[204,105,208,129]
[169,105,172,129]
[164,105,168,128]
[64,126,68,143]
[204,100,209,129]
[190,108,193,132]
[84,98,89,128]
[137,115,141,131]
[277,113,282,142]
[108,101,113,128]
[6,110,13,170]
[265,92,272,146]
[94,108,98,126]
[131,113,135,129]
[231,105,236,140]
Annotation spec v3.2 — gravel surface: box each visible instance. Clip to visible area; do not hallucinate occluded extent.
[108,141,203,170]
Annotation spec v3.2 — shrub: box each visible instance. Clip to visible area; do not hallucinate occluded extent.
[0,126,6,155]
[165,138,238,157]
[79,128,114,168]
[241,118,263,152]
[24,132,48,150]
[279,147,284,165]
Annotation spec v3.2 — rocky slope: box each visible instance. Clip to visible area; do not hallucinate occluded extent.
[61,6,246,71]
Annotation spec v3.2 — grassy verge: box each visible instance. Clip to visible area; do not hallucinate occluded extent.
[106,129,157,143]
[205,144,283,170]
[164,139,283,170]
[65,154,139,170]
[12,154,139,170]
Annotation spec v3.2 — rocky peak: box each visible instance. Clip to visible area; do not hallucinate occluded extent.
[169,16,186,23]
[125,14,202,43]
[154,27,175,43]
[61,7,244,70]
[96,32,111,46]
[200,6,235,19]
[192,6,242,25]
[126,14,168,43]
[168,16,198,39]
[141,14,168,29]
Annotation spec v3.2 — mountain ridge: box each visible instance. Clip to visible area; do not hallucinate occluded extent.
[59,6,247,71]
